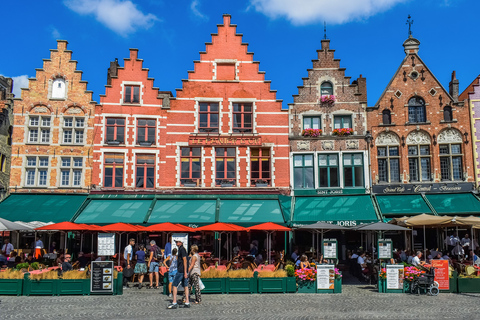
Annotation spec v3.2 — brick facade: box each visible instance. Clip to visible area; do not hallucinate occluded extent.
[460,75,480,187]
[288,40,370,193]
[9,40,96,193]
[0,76,13,200]
[367,36,474,187]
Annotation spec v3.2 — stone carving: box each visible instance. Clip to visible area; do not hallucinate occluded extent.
[66,107,82,114]
[34,107,48,113]
[345,140,359,149]
[297,141,310,150]
[437,128,462,143]
[375,132,400,146]
[406,131,431,145]
[322,141,334,150]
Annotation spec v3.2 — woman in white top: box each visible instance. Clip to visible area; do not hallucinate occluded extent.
[184,245,202,304]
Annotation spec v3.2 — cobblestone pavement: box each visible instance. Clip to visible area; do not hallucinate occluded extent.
[1,285,479,320]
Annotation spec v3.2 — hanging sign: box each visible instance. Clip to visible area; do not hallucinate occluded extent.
[431,260,449,290]
[317,264,335,290]
[172,233,189,253]
[322,239,337,259]
[90,261,114,294]
[97,233,115,256]
[378,239,392,259]
[189,136,262,146]
[386,264,404,290]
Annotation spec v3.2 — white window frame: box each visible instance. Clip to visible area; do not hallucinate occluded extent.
[28,116,51,144]
[62,116,85,145]
[59,157,83,187]
[25,156,49,187]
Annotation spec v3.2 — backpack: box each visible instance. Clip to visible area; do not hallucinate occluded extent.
[151,246,162,261]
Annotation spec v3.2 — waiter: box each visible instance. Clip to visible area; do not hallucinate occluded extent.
[35,236,44,259]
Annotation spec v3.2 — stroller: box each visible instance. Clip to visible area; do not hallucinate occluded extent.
[410,266,439,296]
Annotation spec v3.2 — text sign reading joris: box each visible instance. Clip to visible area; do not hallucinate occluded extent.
[189,136,262,146]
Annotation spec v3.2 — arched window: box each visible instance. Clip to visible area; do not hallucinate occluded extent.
[406,131,431,182]
[320,82,333,96]
[443,106,453,122]
[51,78,66,99]
[408,96,426,123]
[382,109,391,125]
[375,132,401,183]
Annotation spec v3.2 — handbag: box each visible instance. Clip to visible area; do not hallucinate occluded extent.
[199,278,205,291]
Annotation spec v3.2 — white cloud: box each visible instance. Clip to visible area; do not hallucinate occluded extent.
[249,0,407,25]
[64,0,158,36]
[190,0,208,20]
[11,75,29,98]
[51,27,61,39]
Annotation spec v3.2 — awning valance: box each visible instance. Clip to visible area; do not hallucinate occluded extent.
[74,199,152,224]
[375,194,433,216]
[425,193,480,215]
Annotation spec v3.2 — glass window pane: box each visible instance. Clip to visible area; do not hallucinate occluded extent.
[421,158,431,181]
[146,167,154,188]
[409,158,418,181]
[125,86,131,102]
[181,147,190,157]
[294,168,303,188]
[330,167,339,187]
[73,171,82,186]
[452,157,462,180]
[318,155,327,166]
[354,167,364,187]
[75,119,84,127]
[408,146,418,156]
[377,147,386,157]
[147,128,155,140]
[304,155,313,166]
[344,156,352,166]
[319,167,328,187]
[304,168,314,188]
[64,118,73,127]
[244,104,252,112]
[353,154,362,165]
[294,155,303,167]
[233,103,241,112]
[420,145,430,155]
[451,144,461,154]
[133,86,140,102]
[62,158,70,167]
[439,145,449,154]
[27,157,36,166]
[378,159,387,182]
[39,158,48,166]
[114,168,123,187]
[303,118,311,130]
[199,103,208,112]
[312,117,320,129]
[210,103,218,112]
[344,117,352,128]
[389,147,399,156]
[390,159,400,182]
[226,148,235,157]
[334,117,341,129]
[210,114,219,128]
[344,167,353,187]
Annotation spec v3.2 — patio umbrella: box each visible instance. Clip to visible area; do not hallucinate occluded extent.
[98,223,143,266]
[35,221,88,231]
[297,222,349,259]
[247,223,291,263]
[354,222,410,231]
[196,223,246,260]
[400,214,454,227]
[144,222,192,232]
[0,217,30,231]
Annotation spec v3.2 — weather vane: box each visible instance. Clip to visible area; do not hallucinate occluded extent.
[406,15,414,37]
[324,21,327,40]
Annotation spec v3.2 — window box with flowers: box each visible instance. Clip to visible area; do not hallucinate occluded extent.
[332,128,353,136]
[254,179,269,187]
[320,95,336,105]
[295,268,317,293]
[302,128,322,138]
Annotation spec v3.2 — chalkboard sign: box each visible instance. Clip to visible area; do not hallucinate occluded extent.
[91,261,114,294]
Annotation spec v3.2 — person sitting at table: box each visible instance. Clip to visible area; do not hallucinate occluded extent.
[56,252,64,266]
[249,240,258,257]
[314,254,328,264]
[406,250,414,264]
[2,239,14,256]
[26,254,36,264]
[49,242,57,254]
[291,247,299,262]
[299,255,309,270]
[470,250,480,266]
[357,252,368,276]
[77,252,89,269]
[412,251,425,267]
[62,254,73,272]
[233,242,241,257]
[255,250,265,265]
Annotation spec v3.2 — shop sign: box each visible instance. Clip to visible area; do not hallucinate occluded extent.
[378,239,393,259]
[317,264,335,290]
[372,182,474,194]
[386,264,404,290]
[431,260,449,290]
[322,239,337,259]
[90,261,114,293]
[189,136,262,146]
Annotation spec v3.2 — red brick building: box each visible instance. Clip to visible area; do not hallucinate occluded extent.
[367,36,474,193]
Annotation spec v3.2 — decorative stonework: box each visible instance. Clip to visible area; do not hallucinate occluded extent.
[66,108,82,114]
[345,140,359,149]
[437,128,463,143]
[297,141,310,150]
[375,132,400,146]
[406,131,430,144]
[33,107,48,113]
[322,140,334,150]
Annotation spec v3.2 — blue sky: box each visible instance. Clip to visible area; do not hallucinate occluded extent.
[2,0,479,107]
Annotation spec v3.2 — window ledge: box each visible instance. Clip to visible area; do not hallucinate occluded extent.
[440,120,458,124]
[404,121,431,126]
[48,98,66,101]
[25,143,51,145]
[60,143,85,147]
[379,123,396,127]
[121,103,141,106]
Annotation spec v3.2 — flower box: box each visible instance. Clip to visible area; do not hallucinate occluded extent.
[378,278,385,293]
[23,273,58,296]
[226,277,257,293]
[320,95,336,105]
[302,128,322,137]
[457,277,480,293]
[201,278,227,294]
[57,279,90,295]
[332,128,353,136]
[333,278,342,294]
[113,272,123,295]
[0,279,23,296]
[257,277,294,293]
[297,280,316,293]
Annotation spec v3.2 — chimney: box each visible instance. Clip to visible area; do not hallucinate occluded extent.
[356,75,367,101]
[449,71,459,102]
[106,58,119,86]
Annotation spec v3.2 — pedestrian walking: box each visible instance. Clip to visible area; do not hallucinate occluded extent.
[147,240,161,289]
[134,244,147,289]
[184,244,202,304]
[167,239,189,309]
[123,238,135,288]
[165,248,178,297]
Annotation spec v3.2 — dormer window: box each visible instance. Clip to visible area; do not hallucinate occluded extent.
[124,85,140,104]
[51,78,66,99]
[320,82,333,96]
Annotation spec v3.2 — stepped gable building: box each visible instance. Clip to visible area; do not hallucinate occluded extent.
[0,76,13,201]
[9,40,96,193]
[460,75,480,188]
[166,14,289,191]
[288,39,369,194]
[91,49,171,191]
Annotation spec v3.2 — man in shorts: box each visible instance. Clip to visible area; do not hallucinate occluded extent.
[167,239,190,309]
[147,240,160,289]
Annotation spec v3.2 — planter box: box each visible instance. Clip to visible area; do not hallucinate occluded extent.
[226,277,257,293]
[378,278,385,293]
[441,271,457,293]
[286,277,297,293]
[57,279,90,295]
[201,278,227,294]
[0,279,23,296]
[333,278,342,294]
[23,274,58,296]
[114,272,123,295]
[297,280,316,293]
[258,277,287,293]
[457,277,480,293]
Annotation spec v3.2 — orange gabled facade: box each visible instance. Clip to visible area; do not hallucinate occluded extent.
[92,49,171,191]
[165,14,289,191]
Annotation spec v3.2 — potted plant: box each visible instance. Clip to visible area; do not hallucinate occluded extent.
[0,269,24,296]
[295,267,317,293]
[378,268,386,293]
[302,128,322,137]
[320,95,336,105]
[139,140,154,146]
[332,128,353,136]
[106,139,121,145]
[220,179,235,187]
[182,179,198,187]
[254,179,269,187]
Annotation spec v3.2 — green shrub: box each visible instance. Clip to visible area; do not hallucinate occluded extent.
[285,265,295,277]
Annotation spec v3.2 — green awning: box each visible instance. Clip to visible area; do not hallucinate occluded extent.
[425,193,480,215]
[74,199,152,224]
[148,200,216,225]
[376,195,432,216]
[293,195,378,226]
[0,194,87,225]
[219,200,286,226]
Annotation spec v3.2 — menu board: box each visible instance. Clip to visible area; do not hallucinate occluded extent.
[97,233,115,256]
[386,265,404,290]
[431,260,449,290]
[378,239,392,259]
[317,264,335,290]
[172,233,189,253]
[91,261,114,294]
[322,239,337,259]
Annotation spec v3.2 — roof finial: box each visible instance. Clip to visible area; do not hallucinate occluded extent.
[323,21,327,40]
[406,14,414,37]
